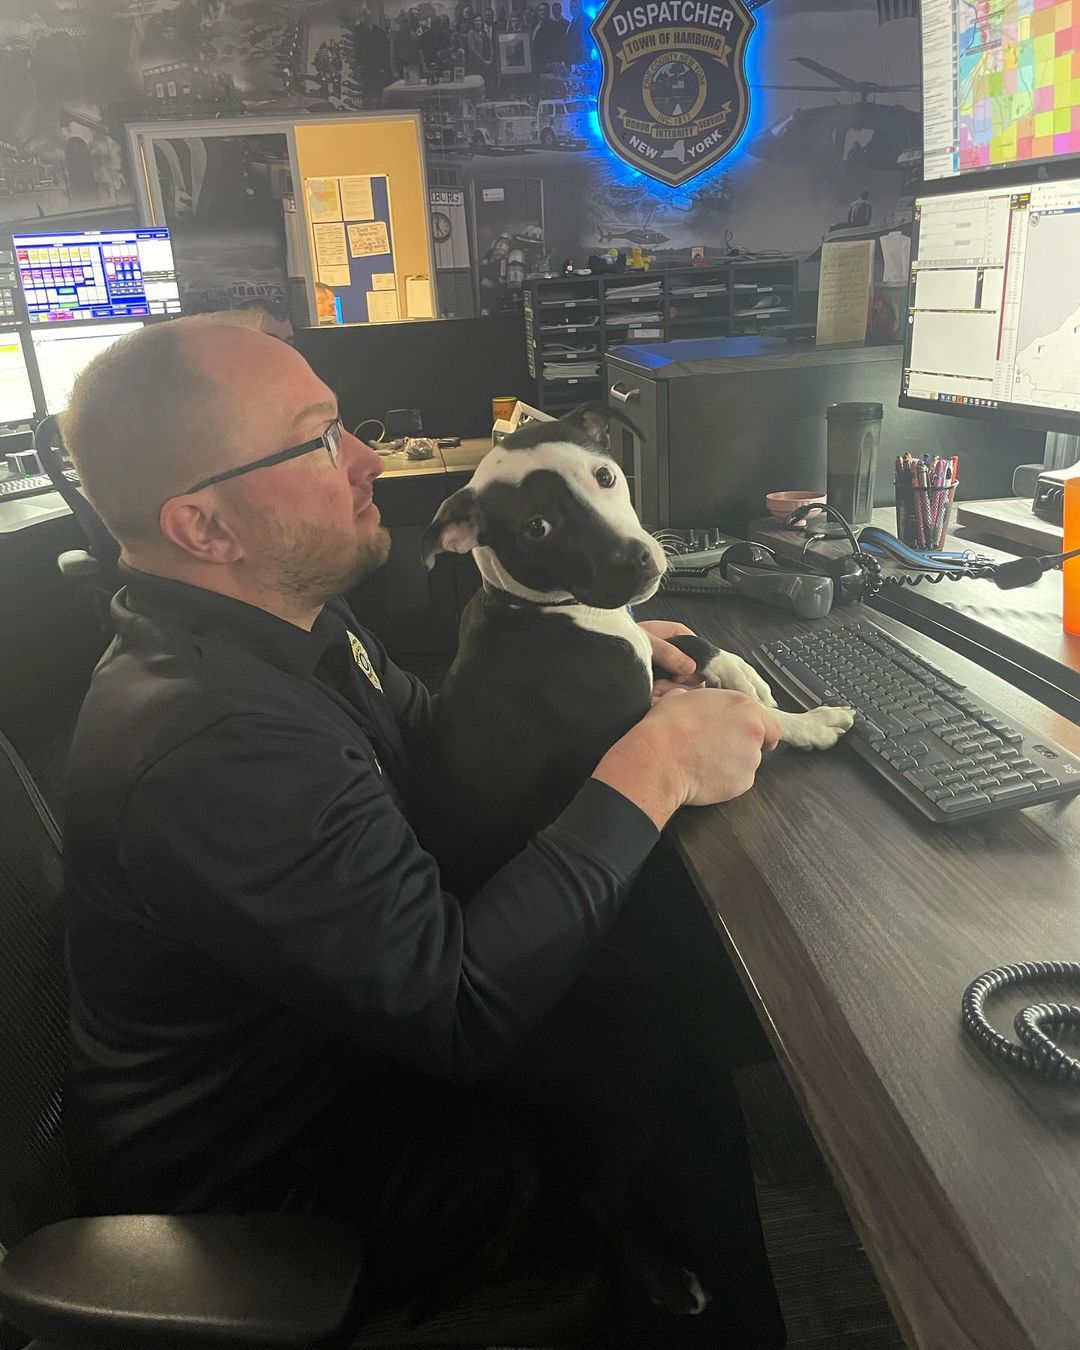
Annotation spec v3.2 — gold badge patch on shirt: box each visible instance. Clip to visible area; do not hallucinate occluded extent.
[347,631,383,692]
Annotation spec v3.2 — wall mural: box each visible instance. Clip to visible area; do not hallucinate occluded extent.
[0,0,921,320]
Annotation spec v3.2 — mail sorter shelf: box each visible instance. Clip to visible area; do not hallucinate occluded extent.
[523,260,799,412]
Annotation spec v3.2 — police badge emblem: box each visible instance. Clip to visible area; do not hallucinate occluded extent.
[346,631,384,692]
[591,0,755,186]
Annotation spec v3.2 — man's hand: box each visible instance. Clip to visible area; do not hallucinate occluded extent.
[637,619,705,698]
[593,687,782,829]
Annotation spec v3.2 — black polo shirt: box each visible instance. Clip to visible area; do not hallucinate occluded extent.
[63,566,657,1216]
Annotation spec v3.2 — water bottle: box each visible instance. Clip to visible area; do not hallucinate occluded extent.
[826,402,883,526]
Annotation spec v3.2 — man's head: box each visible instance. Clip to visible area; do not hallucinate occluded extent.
[551,2,562,18]
[61,320,389,624]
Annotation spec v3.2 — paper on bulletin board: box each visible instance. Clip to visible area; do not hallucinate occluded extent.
[313,223,349,273]
[367,290,400,322]
[340,175,375,221]
[348,221,390,258]
[305,177,342,223]
[816,240,873,346]
[319,264,351,287]
[371,273,396,291]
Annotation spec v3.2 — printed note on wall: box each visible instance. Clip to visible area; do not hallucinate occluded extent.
[318,264,350,287]
[816,240,873,346]
[313,223,349,272]
[348,221,390,258]
[305,177,342,223]
[371,273,396,290]
[340,176,375,221]
[367,290,400,323]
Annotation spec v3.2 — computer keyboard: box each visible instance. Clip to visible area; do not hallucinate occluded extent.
[754,621,1080,823]
[0,470,76,501]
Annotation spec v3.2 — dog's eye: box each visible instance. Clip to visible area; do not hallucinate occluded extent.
[525,517,552,539]
[595,465,616,488]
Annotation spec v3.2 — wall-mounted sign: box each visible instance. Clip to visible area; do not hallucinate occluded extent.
[591,0,756,186]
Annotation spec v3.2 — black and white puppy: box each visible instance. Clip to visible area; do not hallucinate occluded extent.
[417,404,853,898]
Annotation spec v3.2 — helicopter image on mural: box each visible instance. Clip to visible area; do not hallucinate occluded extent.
[748,58,919,170]
[596,223,671,246]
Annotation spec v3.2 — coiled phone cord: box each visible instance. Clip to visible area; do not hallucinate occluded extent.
[961,962,1080,1086]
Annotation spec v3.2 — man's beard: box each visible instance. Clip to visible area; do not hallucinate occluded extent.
[259,516,391,607]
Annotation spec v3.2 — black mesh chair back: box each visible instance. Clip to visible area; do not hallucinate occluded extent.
[0,731,74,1251]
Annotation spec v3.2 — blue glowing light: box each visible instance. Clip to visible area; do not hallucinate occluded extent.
[583,0,767,193]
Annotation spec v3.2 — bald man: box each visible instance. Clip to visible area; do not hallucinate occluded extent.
[61,319,785,1345]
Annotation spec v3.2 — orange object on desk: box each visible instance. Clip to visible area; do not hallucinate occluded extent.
[1066,476,1080,636]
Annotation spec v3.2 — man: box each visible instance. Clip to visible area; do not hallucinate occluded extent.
[847,188,872,226]
[565,0,590,63]
[61,320,785,1345]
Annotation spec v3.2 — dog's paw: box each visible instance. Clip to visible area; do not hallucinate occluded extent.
[701,650,778,707]
[781,704,856,751]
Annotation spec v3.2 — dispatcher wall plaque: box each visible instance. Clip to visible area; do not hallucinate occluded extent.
[590,0,755,186]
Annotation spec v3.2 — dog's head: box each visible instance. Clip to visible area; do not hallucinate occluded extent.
[421,403,667,609]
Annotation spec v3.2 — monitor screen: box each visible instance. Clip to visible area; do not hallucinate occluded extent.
[0,328,36,425]
[922,0,1080,181]
[901,175,1080,433]
[13,228,181,325]
[31,322,144,416]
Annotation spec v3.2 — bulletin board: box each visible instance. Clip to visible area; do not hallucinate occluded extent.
[305,173,399,324]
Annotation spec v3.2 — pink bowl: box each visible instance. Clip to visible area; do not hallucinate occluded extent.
[765,490,827,523]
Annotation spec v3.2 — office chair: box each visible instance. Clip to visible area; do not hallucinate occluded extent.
[34,416,120,633]
[0,729,608,1350]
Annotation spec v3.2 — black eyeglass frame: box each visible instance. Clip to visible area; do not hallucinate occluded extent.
[182,418,343,495]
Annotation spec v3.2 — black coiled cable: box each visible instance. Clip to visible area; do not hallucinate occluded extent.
[961,962,1080,1086]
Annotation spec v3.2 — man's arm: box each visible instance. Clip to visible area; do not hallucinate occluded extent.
[119,715,657,1087]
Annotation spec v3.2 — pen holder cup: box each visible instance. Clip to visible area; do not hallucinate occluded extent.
[895,483,958,552]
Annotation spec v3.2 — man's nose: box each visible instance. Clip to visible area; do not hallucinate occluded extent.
[343,429,385,482]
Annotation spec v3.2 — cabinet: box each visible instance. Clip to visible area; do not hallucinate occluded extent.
[523,258,799,413]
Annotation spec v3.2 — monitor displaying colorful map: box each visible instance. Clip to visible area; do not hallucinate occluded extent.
[922,0,1080,180]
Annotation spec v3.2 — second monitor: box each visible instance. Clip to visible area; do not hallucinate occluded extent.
[13,228,181,326]
[901,174,1080,434]
[31,322,145,417]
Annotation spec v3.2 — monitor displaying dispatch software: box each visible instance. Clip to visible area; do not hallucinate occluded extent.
[13,228,181,325]
[901,175,1080,431]
[922,0,1080,180]
[0,329,37,425]
[31,322,144,416]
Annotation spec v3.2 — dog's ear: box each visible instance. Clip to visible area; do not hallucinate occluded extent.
[562,401,640,449]
[421,487,480,568]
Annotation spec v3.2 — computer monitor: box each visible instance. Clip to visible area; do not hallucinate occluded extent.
[31,322,144,416]
[0,328,37,425]
[13,228,181,325]
[921,0,1080,181]
[900,174,1080,434]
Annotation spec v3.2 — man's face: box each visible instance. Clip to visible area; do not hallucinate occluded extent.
[571,0,581,16]
[188,332,390,608]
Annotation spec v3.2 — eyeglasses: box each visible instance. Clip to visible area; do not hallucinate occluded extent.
[182,418,344,495]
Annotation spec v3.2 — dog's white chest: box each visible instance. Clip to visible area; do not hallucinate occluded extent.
[561,605,653,674]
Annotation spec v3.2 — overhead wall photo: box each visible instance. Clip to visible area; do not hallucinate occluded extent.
[0,0,921,320]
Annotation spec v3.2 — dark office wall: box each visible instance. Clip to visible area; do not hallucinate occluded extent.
[0,1,920,315]
[295,311,530,438]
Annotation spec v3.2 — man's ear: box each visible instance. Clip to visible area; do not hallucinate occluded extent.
[561,401,640,449]
[421,487,480,568]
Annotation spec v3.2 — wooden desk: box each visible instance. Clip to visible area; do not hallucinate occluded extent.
[955,497,1063,553]
[637,588,1080,1350]
[751,510,1080,723]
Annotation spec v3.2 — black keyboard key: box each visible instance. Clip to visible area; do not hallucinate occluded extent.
[940,791,993,813]
[986,781,1038,803]
[904,768,940,791]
